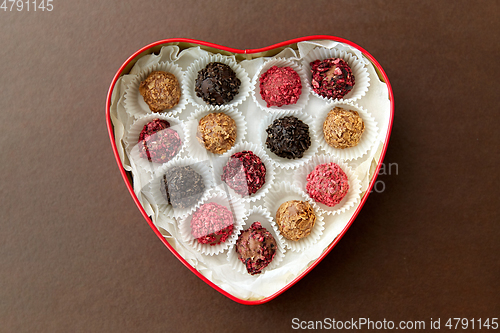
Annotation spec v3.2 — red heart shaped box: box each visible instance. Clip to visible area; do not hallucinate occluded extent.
[105,36,394,305]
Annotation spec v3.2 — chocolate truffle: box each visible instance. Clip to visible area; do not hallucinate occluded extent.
[323,107,365,149]
[160,166,206,209]
[265,116,311,159]
[259,66,302,107]
[195,62,241,106]
[138,118,182,163]
[139,71,181,112]
[190,202,234,246]
[221,151,266,196]
[196,112,237,154]
[306,162,349,207]
[310,58,355,100]
[236,222,277,275]
[276,200,316,241]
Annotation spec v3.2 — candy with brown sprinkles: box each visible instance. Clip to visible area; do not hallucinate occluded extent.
[139,71,181,112]
[190,202,234,246]
[159,166,206,209]
[265,116,311,159]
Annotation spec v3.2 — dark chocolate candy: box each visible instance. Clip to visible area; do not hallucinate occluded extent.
[195,62,241,106]
[160,166,205,209]
[265,116,311,159]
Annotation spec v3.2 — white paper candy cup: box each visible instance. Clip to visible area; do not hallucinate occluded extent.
[184,106,247,161]
[314,101,378,161]
[302,47,370,103]
[263,182,324,252]
[227,206,286,275]
[292,155,361,215]
[212,142,275,203]
[251,58,310,113]
[184,54,251,109]
[178,191,245,256]
[260,110,319,170]
[125,114,186,174]
[123,62,187,119]
[141,157,215,219]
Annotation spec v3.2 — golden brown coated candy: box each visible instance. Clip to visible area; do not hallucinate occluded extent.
[196,112,237,154]
[139,71,181,112]
[323,107,365,149]
[276,200,316,241]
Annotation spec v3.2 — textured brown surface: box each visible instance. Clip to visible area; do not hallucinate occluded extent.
[1,1,499,332]
[276,200,317,241]
[196,112,237,154]
[139,71,181,112]
[323,107,365,149]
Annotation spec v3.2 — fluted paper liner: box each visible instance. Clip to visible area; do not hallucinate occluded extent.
[260,110,319,170]
[302,47,370,103]
[251,58,311,113]
[125,114,186,174]
[123,62,187,119]
[227,206,286,275]
[212,142,275,203]
[178,191,245,256]
[314,101,378,161]
[141,157,215,219]
[293,155,361,215]
[263,182,324,252]
[185,54,251,109]
[185,106,247,161]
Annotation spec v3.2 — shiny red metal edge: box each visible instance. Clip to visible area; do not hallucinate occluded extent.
[106,36,394,305]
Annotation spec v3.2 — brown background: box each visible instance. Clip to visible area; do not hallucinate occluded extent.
[1,0,499,332]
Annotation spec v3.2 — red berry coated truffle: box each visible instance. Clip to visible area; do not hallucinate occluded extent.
[259,66,302,107]
[221,151,266,196]
[310,58,355,100]
[306,162,349,207]
[236,222,277,275]
[190,202,234,246]
[138,119,181,163]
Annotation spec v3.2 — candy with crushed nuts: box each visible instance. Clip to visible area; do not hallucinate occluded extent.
[160,166,205,209]
[195,62,240,106]
[265,116,311,159]
[259,66,302,107]
[310,58,355,100]
[190,202,234,246]
[221,151,266,196]
[323,107,365,149]
[236,222,277,275]
[276,200,316,241]
[196,112,237,154]
[139,71,181,112]
[138,119,182,163]
[306,162,349,207]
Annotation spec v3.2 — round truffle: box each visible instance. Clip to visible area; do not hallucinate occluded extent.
[259,66,302,107]
[276,200,316,241]
[221,151,266,196]
[323,107,365,149]
[190,202,234,246]
[236,222,277,275]
[138,119,182,163]
[139,71,181,112]
[310,58,355,100]
[306,163,349,207]
[196,112,237,154]
[160,166,206,209]
[195,62,241,106]
[265,116,311,159]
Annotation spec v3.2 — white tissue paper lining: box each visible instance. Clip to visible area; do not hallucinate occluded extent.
[109,40,391,301]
